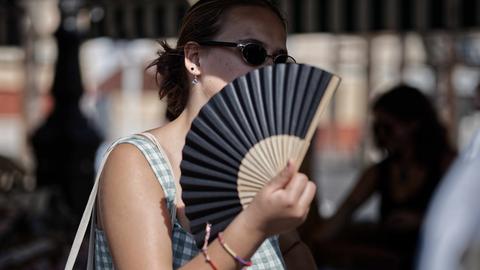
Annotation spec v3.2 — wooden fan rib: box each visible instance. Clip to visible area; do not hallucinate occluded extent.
[237,170,268,188]
[233,143,275,184]
[237,185,263,194]
[236,161,272,183]
[245,147,281,181]
[285,135,295,168]
[292,138,307,168]
[238,192,256,207]
[238,136,287,184]
[236,180,264,190]
[236,135,305,210]
[239,191,257,199]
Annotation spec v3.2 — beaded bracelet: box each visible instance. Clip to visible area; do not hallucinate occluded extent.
[218,232,253,268]
[201,223,218,270]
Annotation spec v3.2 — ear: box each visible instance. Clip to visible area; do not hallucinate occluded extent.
[184,41,201,76]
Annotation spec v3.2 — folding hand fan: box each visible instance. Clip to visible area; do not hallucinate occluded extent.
[180,63,340,246]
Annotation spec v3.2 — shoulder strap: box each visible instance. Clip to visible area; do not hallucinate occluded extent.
[133,133,177,223]
[65,139,121,270]
[65,134,178,270]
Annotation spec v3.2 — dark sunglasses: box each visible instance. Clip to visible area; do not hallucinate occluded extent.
[198,41,296,66]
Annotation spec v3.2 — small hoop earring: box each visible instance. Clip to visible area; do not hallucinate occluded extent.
[192,75,199,85]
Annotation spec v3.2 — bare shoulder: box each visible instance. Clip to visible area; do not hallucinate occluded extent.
[99,142,166,199]
[97,142,174,268]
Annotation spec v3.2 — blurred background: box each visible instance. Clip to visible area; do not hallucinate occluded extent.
[0,0,479,269]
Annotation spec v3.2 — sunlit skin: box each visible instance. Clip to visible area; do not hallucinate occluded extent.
[97,5,317,270]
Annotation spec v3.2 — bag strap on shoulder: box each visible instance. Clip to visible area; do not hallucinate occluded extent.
[65,133,175,269]
[65,140,119,270]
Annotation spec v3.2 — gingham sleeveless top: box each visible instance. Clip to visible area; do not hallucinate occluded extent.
[94,134,286,269]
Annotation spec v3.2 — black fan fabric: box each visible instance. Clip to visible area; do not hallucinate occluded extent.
[180,63,337,246]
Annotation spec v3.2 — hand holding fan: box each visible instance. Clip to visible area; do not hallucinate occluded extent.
[180,63,340,245]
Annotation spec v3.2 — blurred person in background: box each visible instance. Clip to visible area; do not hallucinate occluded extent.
[313,85,457,270]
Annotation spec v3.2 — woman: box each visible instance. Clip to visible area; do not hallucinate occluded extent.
[96,0,317,269]
[313,85,456,270]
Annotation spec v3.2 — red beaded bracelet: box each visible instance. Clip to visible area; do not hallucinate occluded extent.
[218,232,253,268]
[201,223,218,270]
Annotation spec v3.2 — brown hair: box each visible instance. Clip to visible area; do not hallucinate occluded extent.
[149,0,286,121]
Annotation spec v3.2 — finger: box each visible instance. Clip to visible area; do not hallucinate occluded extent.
[297,181,317,210]
[285,173,308,201]
[269,160,295,189]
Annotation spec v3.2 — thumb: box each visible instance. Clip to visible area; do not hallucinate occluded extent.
[268,160,295,189]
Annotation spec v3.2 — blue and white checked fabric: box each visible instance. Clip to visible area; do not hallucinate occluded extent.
[94,134,285,269]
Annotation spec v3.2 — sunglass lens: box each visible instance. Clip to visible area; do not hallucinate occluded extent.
[243,44,267,66]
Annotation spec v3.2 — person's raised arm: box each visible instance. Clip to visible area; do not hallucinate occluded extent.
[99,147,315,269]
[314,165,379,241]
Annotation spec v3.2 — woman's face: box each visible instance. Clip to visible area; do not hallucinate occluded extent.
[197,5,288,98]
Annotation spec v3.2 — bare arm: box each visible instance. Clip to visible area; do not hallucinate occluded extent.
[99,147,316,270]
[98,144,175,269]
[315,165,379,240]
